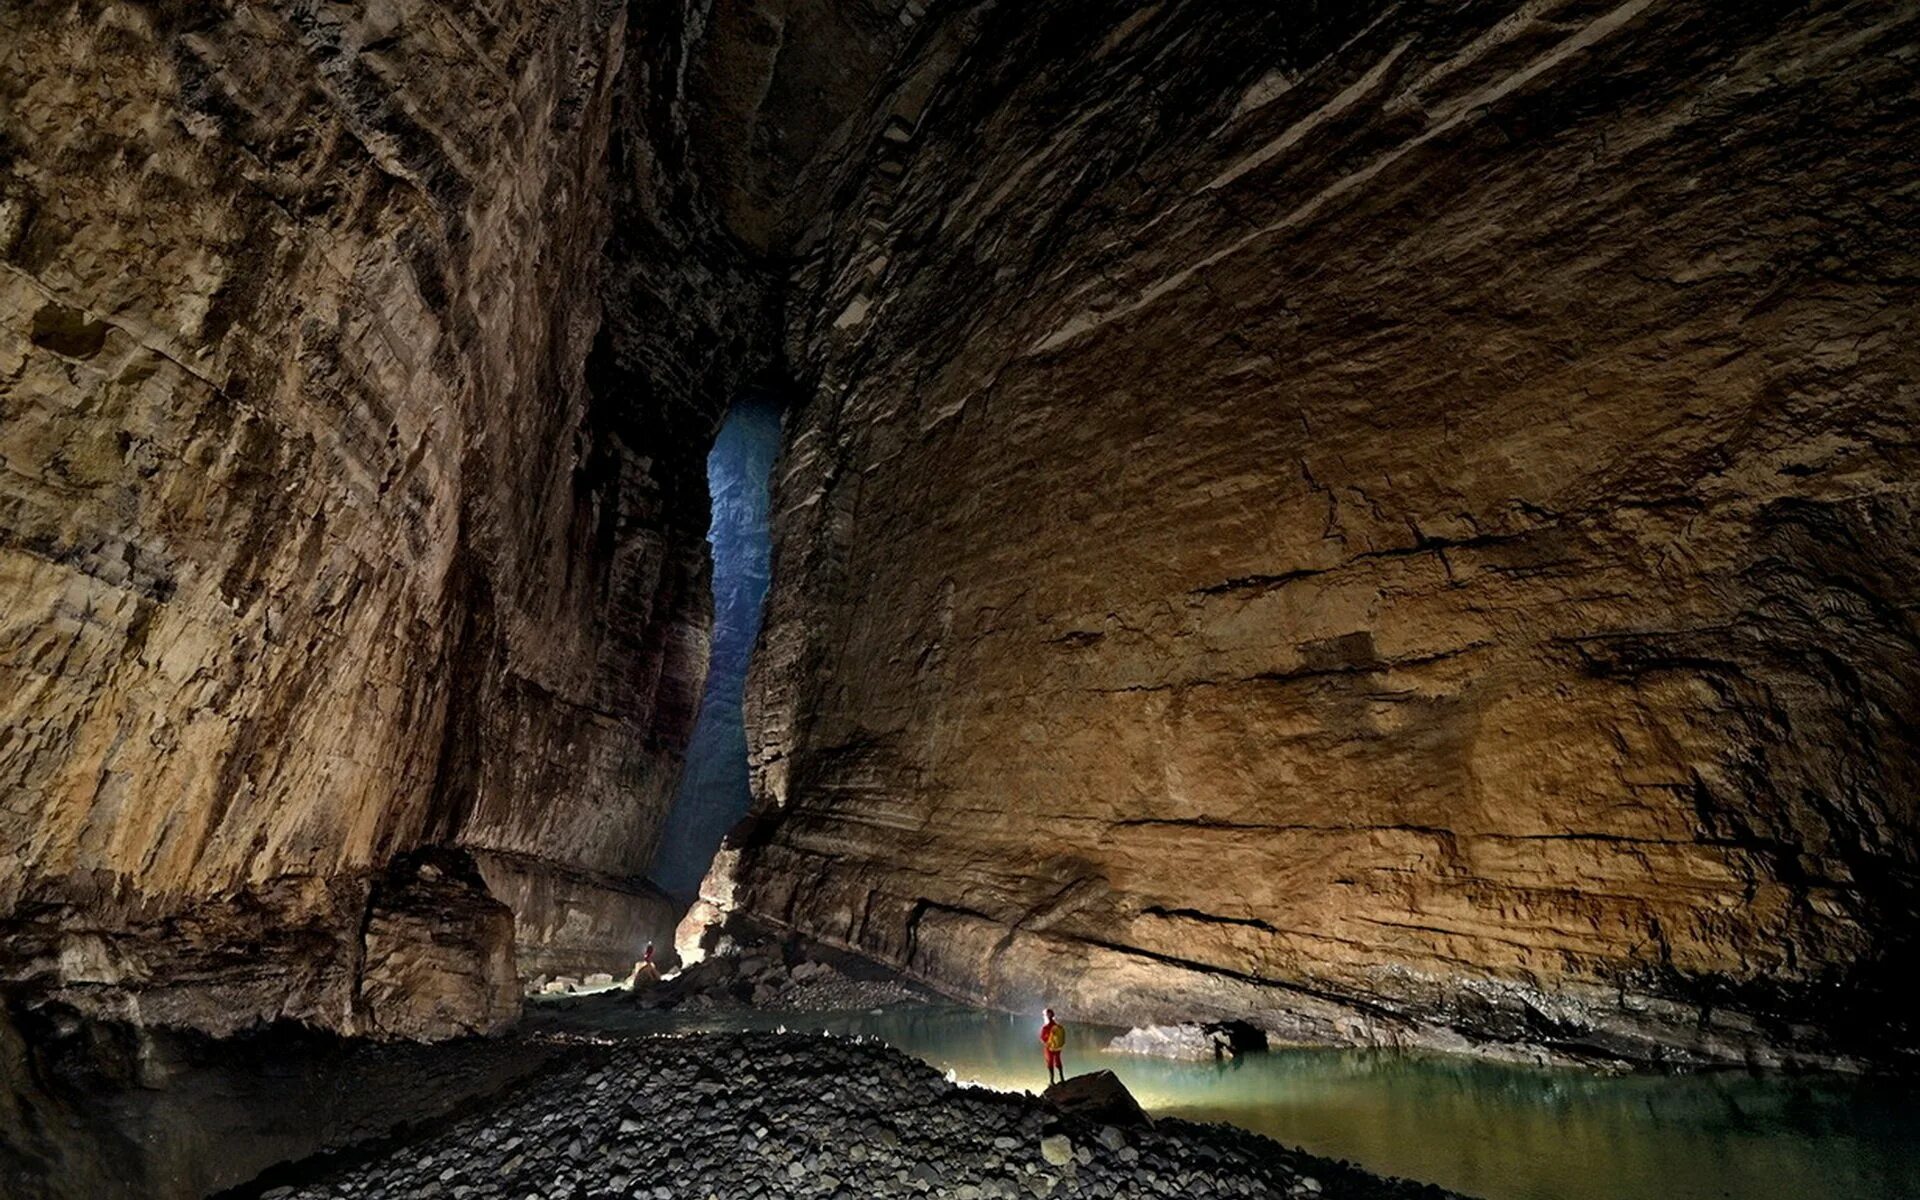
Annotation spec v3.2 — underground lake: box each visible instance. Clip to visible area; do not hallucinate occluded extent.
[530,998,1920,1200]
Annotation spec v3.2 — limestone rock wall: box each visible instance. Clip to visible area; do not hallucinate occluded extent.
[0,0,747,1036]
[474,850,679,983]
[735,0,1920,1066]
[7,0,1917,1064]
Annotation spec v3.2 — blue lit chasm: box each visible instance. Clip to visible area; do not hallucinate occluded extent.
[649,393,783,901]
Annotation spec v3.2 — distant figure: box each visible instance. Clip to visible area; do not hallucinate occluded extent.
[1040,1007,1067,1085]
[629,940,660,988]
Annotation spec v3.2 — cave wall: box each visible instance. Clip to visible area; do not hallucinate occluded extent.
[732,0,1920,1066]
[0,0,959,1037]
[6,0,1916,1066]
[472,850,678,984]
[0,0,748,1036]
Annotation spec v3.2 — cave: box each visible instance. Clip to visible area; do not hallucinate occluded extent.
[2,2,1917,1198]
[650,389,783,903]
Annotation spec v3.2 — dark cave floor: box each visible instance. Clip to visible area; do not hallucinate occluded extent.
[223,1030,1463,1200]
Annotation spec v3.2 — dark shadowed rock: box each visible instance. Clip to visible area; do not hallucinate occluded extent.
[1209,1021,1270,1058]
[1044,1071,1152,1129]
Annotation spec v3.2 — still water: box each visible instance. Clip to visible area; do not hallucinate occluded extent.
[540,1001,1920,1200]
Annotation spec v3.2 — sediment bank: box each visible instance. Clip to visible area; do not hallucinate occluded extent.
[230,1031,1464,1199]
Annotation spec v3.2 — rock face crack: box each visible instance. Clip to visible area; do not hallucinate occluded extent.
[720,0,1920,1069]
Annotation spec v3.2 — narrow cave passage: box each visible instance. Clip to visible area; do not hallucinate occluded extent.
[649,391,784,902]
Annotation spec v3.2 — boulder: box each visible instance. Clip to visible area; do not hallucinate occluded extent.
[1107,1025,1215,1061]
[1041,1071,1151,1128]
[1207,1021,1269,1057]
[1110,1020,1270,1061]
[791,961,835,984]
[357,851,520,1039]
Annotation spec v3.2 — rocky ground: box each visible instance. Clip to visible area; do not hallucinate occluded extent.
[236,1031,1464,1200]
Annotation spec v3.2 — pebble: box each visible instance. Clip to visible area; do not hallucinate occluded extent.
[231,1031,1460,1200]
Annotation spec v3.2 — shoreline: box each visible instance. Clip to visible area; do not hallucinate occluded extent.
[534,932,1913,1083]
[220,1029,1469,1200]
[668,916,1900,1076]
[8,983,1915,1200]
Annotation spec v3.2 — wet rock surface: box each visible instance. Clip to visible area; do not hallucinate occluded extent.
[230,1032,1464,1200]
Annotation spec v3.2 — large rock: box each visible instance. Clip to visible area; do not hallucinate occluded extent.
[1110,1022,1268,1062]
[726,1,1920,1067]
[1044,1071,1152,1129]
[358,851,519,1040]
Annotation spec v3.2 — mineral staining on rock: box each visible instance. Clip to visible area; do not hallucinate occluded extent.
[730,0,1920,1066]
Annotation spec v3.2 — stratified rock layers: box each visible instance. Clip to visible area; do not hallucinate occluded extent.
[737,1,1920,1065]
[0,2,734,1035]
[5,0,1917,1066]
[474,851,678,983]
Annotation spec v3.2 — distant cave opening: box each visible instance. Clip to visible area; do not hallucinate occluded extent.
[649,389,784,902]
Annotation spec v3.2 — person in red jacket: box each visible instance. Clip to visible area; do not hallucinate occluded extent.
[1039,1008,1067,1085]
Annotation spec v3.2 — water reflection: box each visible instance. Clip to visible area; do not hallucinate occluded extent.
[542,1002,1920,1200]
